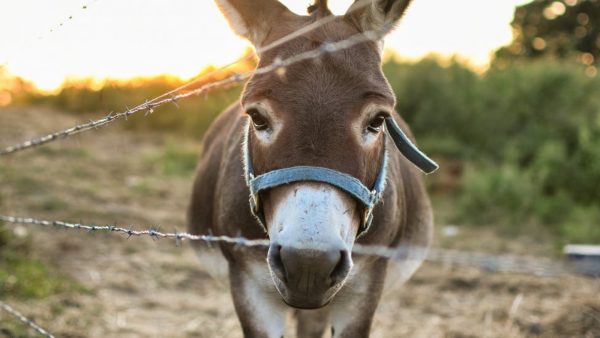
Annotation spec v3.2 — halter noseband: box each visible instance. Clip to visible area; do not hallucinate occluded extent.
[243,117,438,238]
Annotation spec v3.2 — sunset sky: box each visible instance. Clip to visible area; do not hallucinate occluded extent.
[1,0,532,91]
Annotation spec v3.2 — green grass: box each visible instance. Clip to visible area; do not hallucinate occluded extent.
[0,227,82,300]
[0,320,33,338]
[146,143,199,177]
[0,193,85,300]
[0,250,69,299]
[0,165,47,197]
[34,146,89,159]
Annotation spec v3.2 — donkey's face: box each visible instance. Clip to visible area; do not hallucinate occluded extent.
[217,0,413,309]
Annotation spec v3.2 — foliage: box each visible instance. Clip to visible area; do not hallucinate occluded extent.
[385,56,600,243]
[495,0,600,67]
[34,75,243,140]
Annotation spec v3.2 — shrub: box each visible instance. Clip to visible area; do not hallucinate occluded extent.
[384,57,600,243]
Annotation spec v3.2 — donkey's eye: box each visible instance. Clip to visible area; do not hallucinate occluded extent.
[247,109,269,130]
[367,115,386,133]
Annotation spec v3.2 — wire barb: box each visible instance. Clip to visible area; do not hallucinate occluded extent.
[0,301,55,338]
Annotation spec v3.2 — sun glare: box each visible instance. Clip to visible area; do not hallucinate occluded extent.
[0,0,532,91]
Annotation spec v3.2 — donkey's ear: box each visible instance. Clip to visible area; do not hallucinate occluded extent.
[346,0,413,34]
[215,0,295,47]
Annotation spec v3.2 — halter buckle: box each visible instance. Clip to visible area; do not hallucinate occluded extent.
[358,207,375,238]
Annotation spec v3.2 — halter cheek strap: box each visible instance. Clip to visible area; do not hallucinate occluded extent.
[384,117,439,174]
[243,116,438,238]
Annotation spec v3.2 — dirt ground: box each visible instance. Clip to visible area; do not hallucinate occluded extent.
[0,107,599,338]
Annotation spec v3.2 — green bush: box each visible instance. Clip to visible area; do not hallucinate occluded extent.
[385,57,600,243]
[455,161,600,243]
[455,163,541,230]
[386,57,600,160]
[34,76,242,140]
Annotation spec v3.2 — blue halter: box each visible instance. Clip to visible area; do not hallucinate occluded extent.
[243,117,438,237]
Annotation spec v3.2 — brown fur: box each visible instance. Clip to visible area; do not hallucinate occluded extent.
[188,1,432,337]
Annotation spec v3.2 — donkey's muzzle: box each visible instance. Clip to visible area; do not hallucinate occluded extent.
[267,243,352,309]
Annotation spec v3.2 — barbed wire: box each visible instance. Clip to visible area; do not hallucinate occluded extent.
[2,3,595,336]
[0,301,55,338]
[1,215,591,278]
[0,0,374,156]
[0,215,269,247]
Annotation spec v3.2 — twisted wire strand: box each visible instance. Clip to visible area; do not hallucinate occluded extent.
[0,215,578,278]
[0,0,374,156]
[0,215,269,247]
[0,301,55,338]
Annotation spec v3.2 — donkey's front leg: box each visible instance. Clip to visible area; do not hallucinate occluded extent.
[329,259,387,338]
[229,261,289,338]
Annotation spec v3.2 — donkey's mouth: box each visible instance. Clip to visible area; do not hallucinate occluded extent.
[267,243,352,309]
[270,274,343,310]
[281,293,333,310]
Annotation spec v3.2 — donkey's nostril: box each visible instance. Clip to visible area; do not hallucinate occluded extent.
[267,244,287,282]
[330,249,351,285]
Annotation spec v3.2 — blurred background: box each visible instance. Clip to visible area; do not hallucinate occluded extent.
[1,0,599,337]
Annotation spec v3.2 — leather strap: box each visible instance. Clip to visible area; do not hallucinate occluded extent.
[385,117,438,174]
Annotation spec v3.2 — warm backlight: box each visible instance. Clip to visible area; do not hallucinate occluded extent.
[0,0,532,91]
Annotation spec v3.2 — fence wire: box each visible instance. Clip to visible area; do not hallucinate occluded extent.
[3,3,597,337]
[0,0,375,156]
[0,301,55,338]
[1,215,589,278]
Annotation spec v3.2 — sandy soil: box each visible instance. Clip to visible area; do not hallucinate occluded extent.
[0,107,599,338]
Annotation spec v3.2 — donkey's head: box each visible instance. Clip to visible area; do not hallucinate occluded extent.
[217,0,414,309]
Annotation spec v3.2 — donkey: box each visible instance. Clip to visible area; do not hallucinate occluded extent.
[188,1,437,337]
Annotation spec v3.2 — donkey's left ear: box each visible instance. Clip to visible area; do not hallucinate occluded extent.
[215,0,296,47]
[346,0,413,35]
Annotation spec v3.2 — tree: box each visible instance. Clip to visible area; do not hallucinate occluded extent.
[495,0,600,67]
